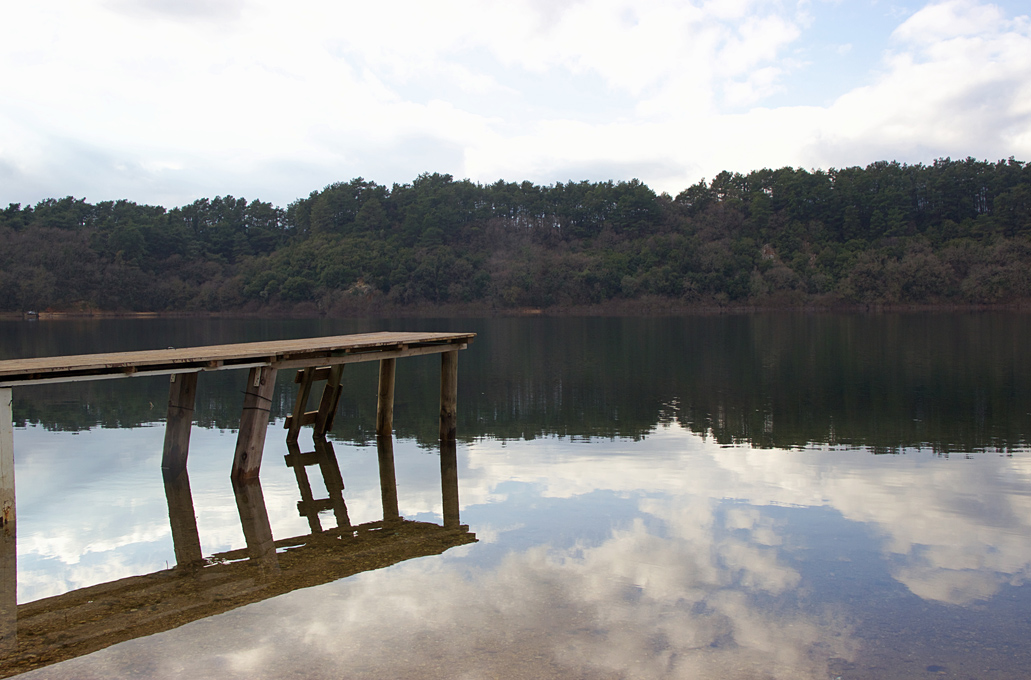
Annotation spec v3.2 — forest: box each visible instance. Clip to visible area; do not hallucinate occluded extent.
[2,156,1030,314]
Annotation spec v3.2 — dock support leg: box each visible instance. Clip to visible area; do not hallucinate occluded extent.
[439,350,458,441]
[232,366,277,480]
[161,373,197,478]
[376,435,400,522]
[231,477,280,576]
[163,468,203,568]
[0,388,14,651]
[441,439,460,528]
[376,358,396,437]
[0,388,13,529]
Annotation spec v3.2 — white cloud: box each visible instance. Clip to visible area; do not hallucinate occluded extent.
[0,0,1027,206]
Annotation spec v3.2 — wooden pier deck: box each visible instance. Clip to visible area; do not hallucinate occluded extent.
[0,331,475,653]
[0,331,474,387]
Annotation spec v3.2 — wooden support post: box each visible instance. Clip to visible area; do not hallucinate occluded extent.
[376,435,400,522]
[440,439,460,528]
[439,350,458,441]
[161,373,198,478]
[162,468,203,568]
[232,366,277,480]
[0,388,12,529]
[231,476,280,576]
[0,517,12,652]
[313,365,344,437]
[286,367,315,443]
[376,358,396,437]
[0,388,13,651]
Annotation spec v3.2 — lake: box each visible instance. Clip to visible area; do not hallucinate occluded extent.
[2,313,1031,679]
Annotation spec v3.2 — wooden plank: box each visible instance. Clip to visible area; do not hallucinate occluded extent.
[0,332,475,385]
[376,358,396,436]
[439,350,458,441]
[162,469,203,568]
[283,451,321,467]
[313,364,344,437]
[271,341,468,371]
[0,388,12,651]
[376,435,400,522]
[160,373,197,477]
[441,439,460,528]
[295,367,331,383]
[231,366,277,480]
[283,411,318,429]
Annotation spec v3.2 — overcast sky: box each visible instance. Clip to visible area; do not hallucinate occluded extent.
[1,0,1029,208]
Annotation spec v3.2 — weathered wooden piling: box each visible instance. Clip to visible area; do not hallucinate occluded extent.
[439,350,458,441]
[161,373,198,477]
[0,388,13,529]
[0,388,14,652]
[232,477,279,575]
[163,468,203,567]
[231,365,278,480]
[376,358,396,436]
[441,439,460,528]
[376,435,400,521]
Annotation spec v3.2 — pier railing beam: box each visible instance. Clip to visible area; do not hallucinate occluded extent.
[232,366,277,480]
[439,350,458,441]
[376,358,396,437]
[161,373,198,477]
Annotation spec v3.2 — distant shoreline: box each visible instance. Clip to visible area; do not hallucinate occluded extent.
[4,299,1029,321]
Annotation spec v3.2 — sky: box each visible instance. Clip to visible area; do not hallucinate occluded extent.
[1,0,1030,208]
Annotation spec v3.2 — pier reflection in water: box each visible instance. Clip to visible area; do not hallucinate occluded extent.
[0,434,474,677]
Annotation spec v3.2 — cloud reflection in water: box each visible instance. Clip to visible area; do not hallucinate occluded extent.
[14,419,1031,679]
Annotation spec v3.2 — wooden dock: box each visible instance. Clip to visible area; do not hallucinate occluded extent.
[0,331,475,654]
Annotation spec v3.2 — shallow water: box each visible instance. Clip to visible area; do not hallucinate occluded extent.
[2,314,1031,678]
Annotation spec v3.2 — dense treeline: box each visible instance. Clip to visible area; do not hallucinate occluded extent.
[3,157,1031,313]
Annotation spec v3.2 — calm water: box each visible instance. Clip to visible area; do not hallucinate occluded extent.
[2,314,1031,679]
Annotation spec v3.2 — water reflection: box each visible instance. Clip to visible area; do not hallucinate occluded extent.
[4,316,1031,678]
[0,435,475,677]
[5,314,1031,452]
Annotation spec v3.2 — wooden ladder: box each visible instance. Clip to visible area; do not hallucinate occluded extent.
[285,437,350,534]
[284,365,344,442]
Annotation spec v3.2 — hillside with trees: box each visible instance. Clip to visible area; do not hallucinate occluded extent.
[2,157,1030,314]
